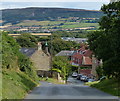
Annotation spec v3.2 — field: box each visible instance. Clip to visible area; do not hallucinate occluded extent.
[17,20,64,26]
[61,23,99,29]
[16,20,99,29]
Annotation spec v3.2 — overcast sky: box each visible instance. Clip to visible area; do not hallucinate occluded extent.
[1,0,110,2]
[1,0,110,10]
[1,0,109,2]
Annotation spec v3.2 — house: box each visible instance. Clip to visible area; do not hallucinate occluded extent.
[19,42,51,77]
[70,46,93,76]
[71,46,103,78]
[91,55,103,79]
[79,69,92,77]
[71,46,92,67]
[82,56,92,67]
[55,50,74,60]
[55,50,74,57]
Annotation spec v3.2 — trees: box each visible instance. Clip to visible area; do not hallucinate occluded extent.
[47,35,80,55]
[2,32,38,81]
[88,2,120,78]
[52,56,72,83]
[16,33,38,47]
[52,31,88,38]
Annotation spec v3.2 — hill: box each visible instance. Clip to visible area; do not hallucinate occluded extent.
[1,7,103,25]
[2,32,39,99]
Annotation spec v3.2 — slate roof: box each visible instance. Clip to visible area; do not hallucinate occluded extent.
[55,50,74,56]
[19,48,36,57]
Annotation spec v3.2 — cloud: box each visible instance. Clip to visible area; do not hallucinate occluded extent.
[2,0,109,3]
[1,2,108,10]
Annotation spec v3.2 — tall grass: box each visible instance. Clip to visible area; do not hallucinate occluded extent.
[2,69,39,99]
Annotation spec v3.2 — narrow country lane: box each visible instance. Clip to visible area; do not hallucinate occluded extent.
[24,77,119,100]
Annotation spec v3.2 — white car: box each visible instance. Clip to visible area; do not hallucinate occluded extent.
[80,76,87,81]
[72,72,78,77]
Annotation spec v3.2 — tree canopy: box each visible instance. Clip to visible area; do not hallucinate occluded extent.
[2,32,38,81]
[16,33,38,47]
[52,56,72,82]
[47,36,80,55]
[88,2,120,78]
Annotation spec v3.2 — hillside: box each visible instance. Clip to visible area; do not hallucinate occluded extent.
[2,32,39,99]
[1,7,103,25]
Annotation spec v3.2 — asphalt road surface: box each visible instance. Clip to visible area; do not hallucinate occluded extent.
[24,77,119,100]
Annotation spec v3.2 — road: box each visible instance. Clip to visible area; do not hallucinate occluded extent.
[24,77,119,100]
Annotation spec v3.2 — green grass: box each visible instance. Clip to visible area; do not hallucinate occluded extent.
[85,79,120,96]
[17,20,50,26]
[0,72,2,101]
[16,20,99,29]
[85,81,100,86]
[17,20,64,26]
[2,69,39,100]
[49,21,64,25]
[64,22,79,25]
[39,77,65,84]
[61,23,99,28]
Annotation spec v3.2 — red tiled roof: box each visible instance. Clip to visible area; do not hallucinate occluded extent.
[78,47,86,52]
[71,47,93,65]
[72,52,83,59]
[82,56,92,65]
[84,50,92,57]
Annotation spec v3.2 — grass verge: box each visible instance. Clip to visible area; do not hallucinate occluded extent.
[39,77,65,84]
[85,78,120,96]
[2,69,39,100]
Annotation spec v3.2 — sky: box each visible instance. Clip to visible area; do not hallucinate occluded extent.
[0,0,110,10]
[1,0,109,2]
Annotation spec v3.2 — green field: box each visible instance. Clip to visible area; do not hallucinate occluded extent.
[64,22,79,25]
[16,20,99,29]
[17,20,64,26]
[61,23,99,29]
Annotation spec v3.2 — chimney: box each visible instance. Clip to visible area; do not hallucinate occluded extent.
[45,41,49,55]
[38,42,42,51]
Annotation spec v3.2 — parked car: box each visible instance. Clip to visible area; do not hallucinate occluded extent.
[72,72,78,77]
[84,77,89,82]
[76,74,83,80]
[80,75,90,82]
[87,78,95,82]
[80,75,87,81]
